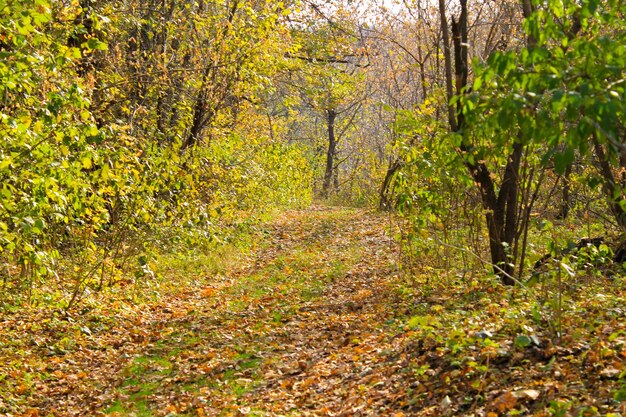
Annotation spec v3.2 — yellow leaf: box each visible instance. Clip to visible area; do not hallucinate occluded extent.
[81,156,92,169]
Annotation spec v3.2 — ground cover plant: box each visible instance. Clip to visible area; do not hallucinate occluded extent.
[1,207,625,416]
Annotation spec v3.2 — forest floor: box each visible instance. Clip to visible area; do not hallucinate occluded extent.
[1,206,625,416]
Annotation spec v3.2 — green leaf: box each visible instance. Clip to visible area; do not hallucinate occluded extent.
[614,385,626,402]
[473,76,483,91]
[514,335,532,348]
[0,188,11,200]
[554,147,574,175]
[526,274,541,287]
[33,218,45,233]
[84,38,108,51]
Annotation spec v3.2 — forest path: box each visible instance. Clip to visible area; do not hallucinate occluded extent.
[3,206,429,417]
[105,206,414,416]
[5,206,625,416]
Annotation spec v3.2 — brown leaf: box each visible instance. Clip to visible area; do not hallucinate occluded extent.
[492,391,518,412]
[201,287,215,297]
[16,384,30,395]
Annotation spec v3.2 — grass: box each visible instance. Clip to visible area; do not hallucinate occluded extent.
[3,206,626,416]
[99,208,372,415]
[105,380,160,416]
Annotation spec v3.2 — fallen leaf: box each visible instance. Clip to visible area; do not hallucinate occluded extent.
[600,368,620,379]
[492,391,518,412]
[201,287,216,297]
[440,395,452,410]
[514,389,540,400]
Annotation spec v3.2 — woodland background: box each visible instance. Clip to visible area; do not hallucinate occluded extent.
[1,0,626,415]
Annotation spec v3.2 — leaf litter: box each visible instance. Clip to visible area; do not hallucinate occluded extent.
[1,206,625,416]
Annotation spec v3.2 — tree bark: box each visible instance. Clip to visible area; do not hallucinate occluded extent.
[379,159,403,210]
[592,137,626,229]
[439,0,520,284]
[323,109,337,197]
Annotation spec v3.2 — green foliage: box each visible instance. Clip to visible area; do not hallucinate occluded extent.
[0,0,108,286]
[514,334,533,348]
[390,96,485,273]
[464,0,626,176]
[402,0,626,282]
[392,98,471,222]
[160,134,313,249]
[0,0,313,308]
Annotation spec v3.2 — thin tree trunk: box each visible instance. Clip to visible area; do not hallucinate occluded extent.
[323,109,337,197]
[180,0,240,152]
[501,144,523,248]
[593,137,626,229]
[438,0,457,131]
[181,74,211,151]
[556,162,572,219]
[521,0,536,45]
[379,159,403,210]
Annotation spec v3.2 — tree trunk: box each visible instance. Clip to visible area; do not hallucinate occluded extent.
[521,0,537,45]
[438,0,457,132]
[556,162,572,219]
[323,109,337,197]
[180,0,240,152]
[592,137,626,229]
[379,159,402,210]
[439,0,521,284]
[181,78,211,151]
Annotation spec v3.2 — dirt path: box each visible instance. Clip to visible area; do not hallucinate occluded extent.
[140,206,411,416]
[2,207,420,416]
[102,206,415,416]
[221,207,404,415]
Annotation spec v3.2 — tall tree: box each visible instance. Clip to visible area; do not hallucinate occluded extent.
[286,3,370,197]
[436,0,532,284]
